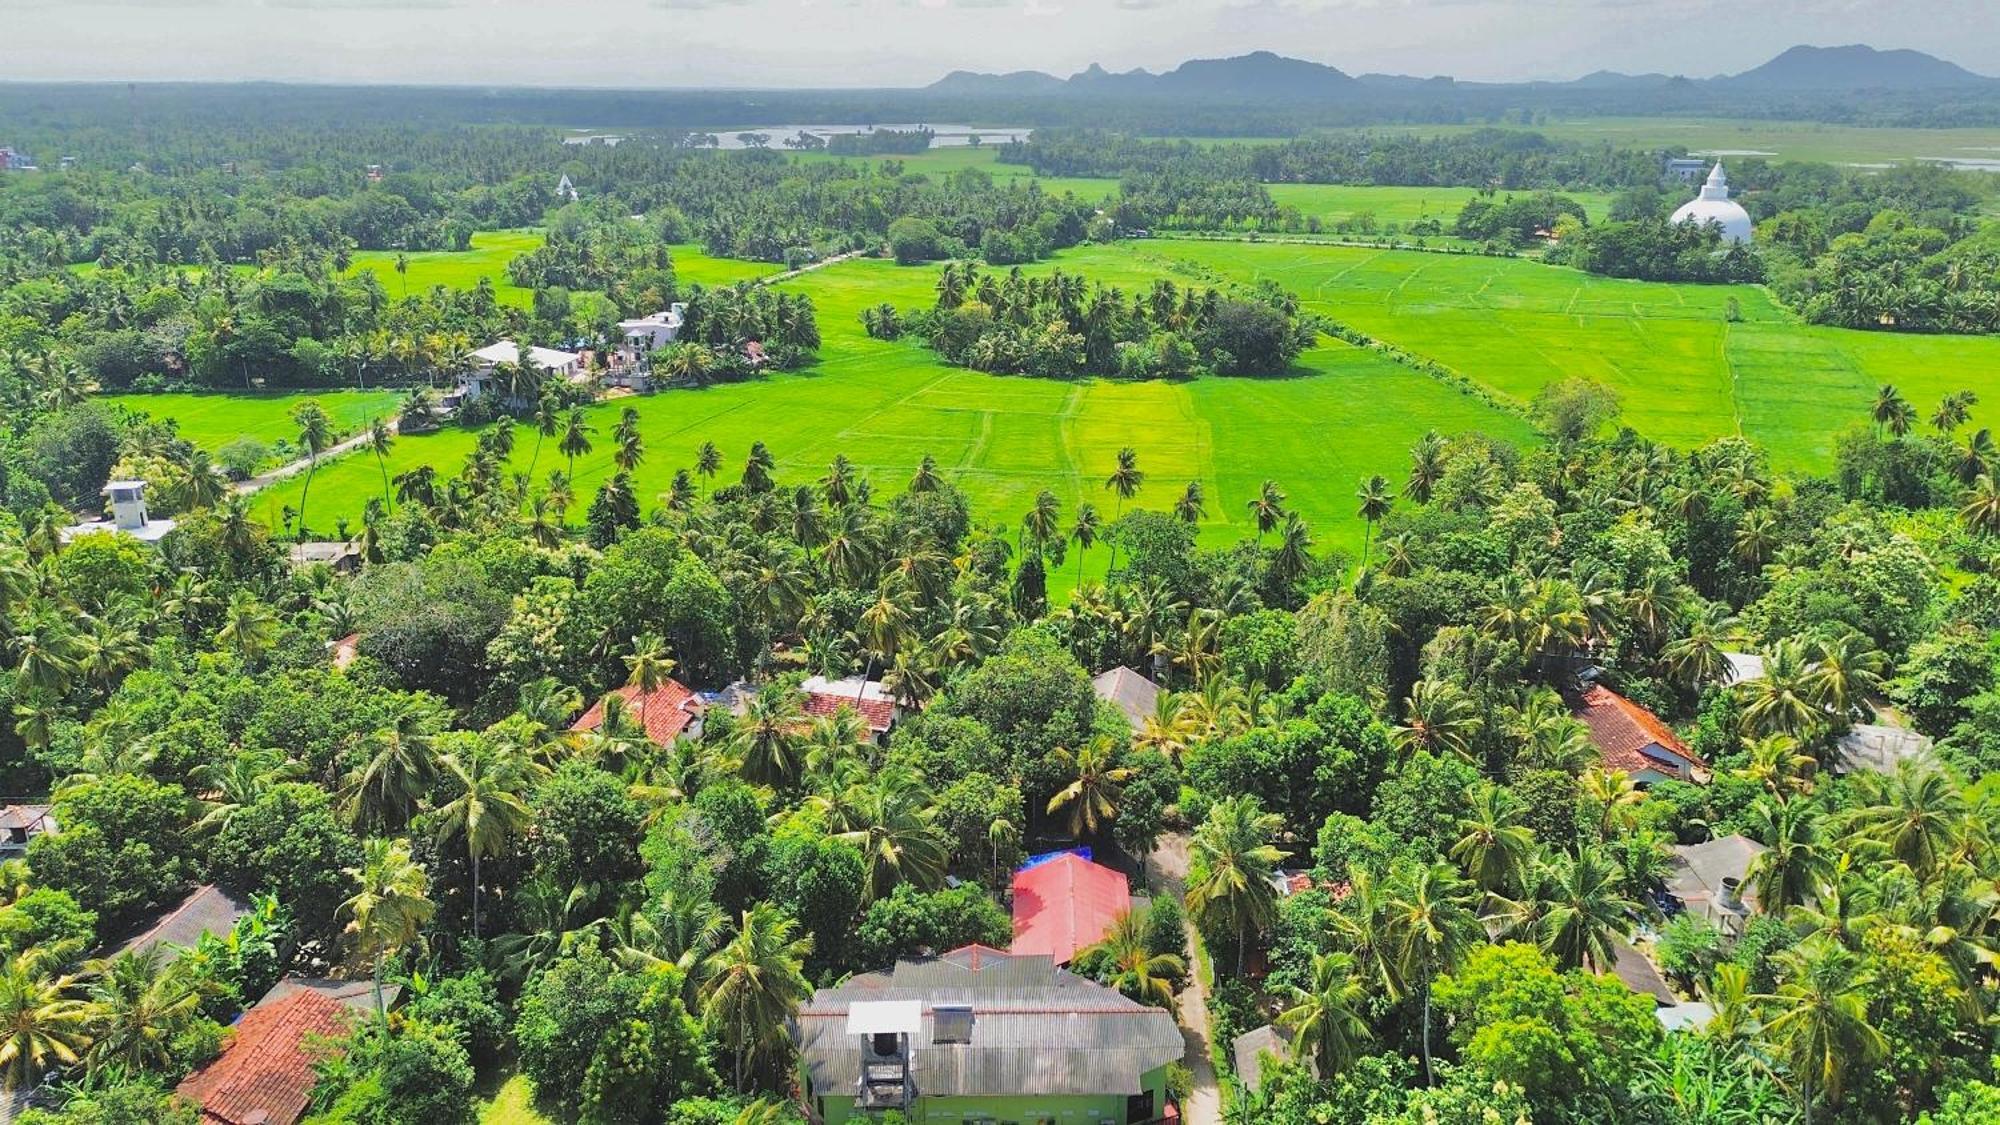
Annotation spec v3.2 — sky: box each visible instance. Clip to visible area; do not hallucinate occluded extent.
[2,0,1996,89]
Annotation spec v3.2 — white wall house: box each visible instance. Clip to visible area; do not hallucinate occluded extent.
[62,480,175,544]
[446,341,583,410]
[607,304,688,391]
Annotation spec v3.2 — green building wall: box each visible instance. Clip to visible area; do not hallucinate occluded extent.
[813,1064,1170,1125]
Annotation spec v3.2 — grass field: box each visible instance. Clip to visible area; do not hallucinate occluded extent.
[248,249,1538,570]
[105,390,402,452]
[1264,183,1618,228]
[1146,240,2000,472]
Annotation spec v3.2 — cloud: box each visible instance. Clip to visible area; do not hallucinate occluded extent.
[1115,0,1172,9]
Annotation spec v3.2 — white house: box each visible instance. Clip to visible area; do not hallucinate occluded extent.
[62,480,175,544]
[608,304,688,390]
[445,341,582,410]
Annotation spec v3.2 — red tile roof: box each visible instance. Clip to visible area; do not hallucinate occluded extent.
[1011,854,1131,965]
[176,990,351,1125]
[1575,685,1703,779]
[570,680,701,746]
[801,690,896,734]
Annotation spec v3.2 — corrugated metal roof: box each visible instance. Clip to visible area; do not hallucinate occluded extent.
[797,947,1182,1098]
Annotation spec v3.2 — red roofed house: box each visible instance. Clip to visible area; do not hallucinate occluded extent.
[799,675,899,741]
[1574,684,1705,786]
[570,679,704,746]
[1011,853,1131,965]
[176,987,354,1125]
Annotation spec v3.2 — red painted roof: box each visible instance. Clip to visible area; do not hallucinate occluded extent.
[1575,685,1703,779]
[1011,854,1131,965]
[176,990,351,1125]
[801,690,896,733]
[570,680,701,746]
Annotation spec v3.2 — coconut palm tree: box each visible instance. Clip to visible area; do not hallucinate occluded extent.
[1755,938,1886,1124]
[696,441,723,494]
[1103,448,1144,566]
[365,415,395,511]
[622,636,678,732]
[1393,678,1482,762]
[344,710,440,833]
[433,741,535,938]
[1661,603,1738,689]
[1354,474,1393,564]
[290,400,333,538]
[1246,480,1287,544]
[1069,503,1101,585]
[1277,951,1371,1077]
[1738,640,1824,740]
[1404,431,1445,502]
[1450,784,1538,894]
[1871,384,1914,438]
[1839,757,1967,880]
[1803,633,1884,719]
[559,409,594,481]
[1532,845,1636,972]
[1174,481,1205,525]
[701,904,813,1092]
[339,837,436,1016]
[1579,767,1644,840]
[0,949,90,1091]
[1046,735,1137,840]
[214,590,280,666]
[1269,515,1314,589]
[1185,795,1289,975]
[1380,861,1482,1083]
[834,769,949,903]
[733,682,807,791]
[81,946,207,1073]
[1744,797,1831,912]
[1081,909,1184,1009]
[613,406,644,473]
[526,392,560,479]
[1023,489,1061,547]
[1962,474,2000,537]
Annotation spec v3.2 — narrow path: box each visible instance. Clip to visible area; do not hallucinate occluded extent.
[761,248,870,285]
[1148,832,1221,1125]
[234,420,397,495]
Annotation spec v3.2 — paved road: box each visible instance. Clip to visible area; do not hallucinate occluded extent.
[234,420,397,495]
[1149,832,1221,1125]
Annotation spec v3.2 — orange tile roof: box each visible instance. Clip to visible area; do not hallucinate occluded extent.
[801,690,896,733]
[1575,685,1704,778]
[570,680,701,746]
[176,990,351,1125]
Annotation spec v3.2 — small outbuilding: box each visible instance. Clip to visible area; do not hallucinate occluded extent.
[1835,724,1934,776]
[1666,834,1765,937]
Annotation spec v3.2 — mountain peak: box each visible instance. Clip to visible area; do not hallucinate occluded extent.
[1725,43,1990,88]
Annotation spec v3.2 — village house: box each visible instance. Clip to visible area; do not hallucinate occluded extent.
[1573,684,1706,785]
[117,884,253,958]
[444,341,582,411]
[1009,853,1130,966]
[794,945,1183,1125]
[0,804,53,857]
[1665,834,1766,937]
[1835,723,1934,775]
[174,976,386,1125]
[570,678,705,747]
[799,675,899,741]
[606,303,688,390]
[1091,666,1161,732]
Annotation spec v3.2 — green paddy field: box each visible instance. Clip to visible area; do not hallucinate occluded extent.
[110,230,2000,562]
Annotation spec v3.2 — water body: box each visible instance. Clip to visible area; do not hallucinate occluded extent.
[700,124,1031,150]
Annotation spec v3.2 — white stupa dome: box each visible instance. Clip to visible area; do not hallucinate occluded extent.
[1671,163,1753,245]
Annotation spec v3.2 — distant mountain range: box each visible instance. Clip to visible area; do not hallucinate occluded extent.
[927,44,1994,101]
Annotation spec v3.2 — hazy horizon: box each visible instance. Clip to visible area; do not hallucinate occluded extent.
[1,0,1996,90]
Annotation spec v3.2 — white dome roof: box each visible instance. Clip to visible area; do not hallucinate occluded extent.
[1671,163,1752,244]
